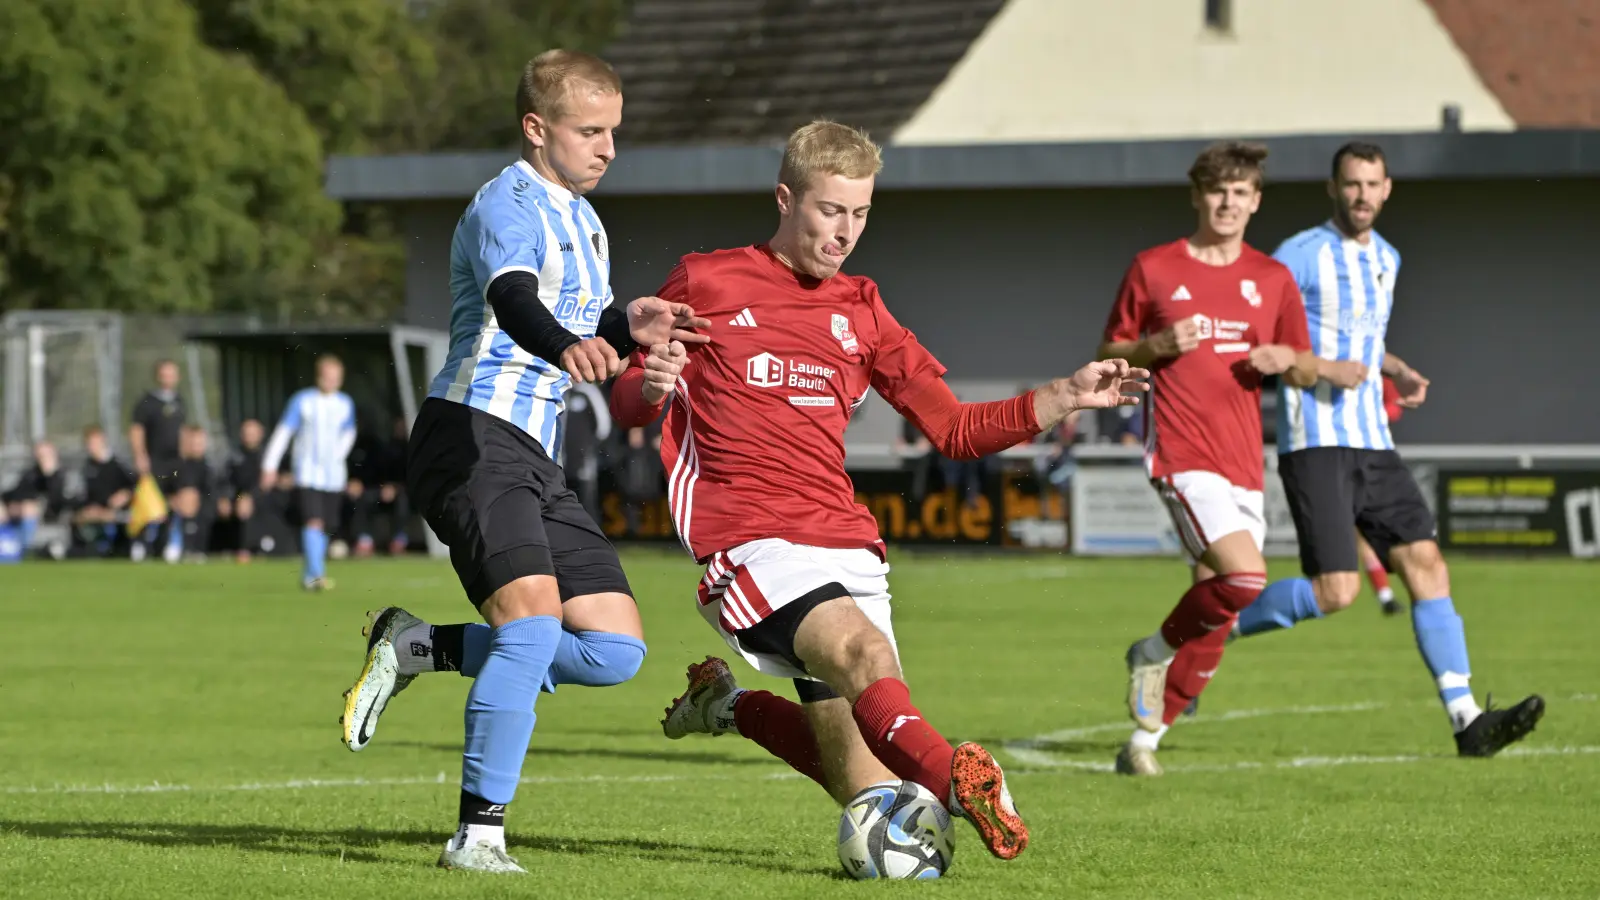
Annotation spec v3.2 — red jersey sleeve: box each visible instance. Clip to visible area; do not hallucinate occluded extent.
[609,260,691,426]
[1102,259,1151,344]
[865,282,947,408]
[1273,278,1312,351]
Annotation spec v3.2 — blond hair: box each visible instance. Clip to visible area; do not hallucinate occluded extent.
[1188,140,1269,191]
[517,49,622,122]
[778,121,883,195]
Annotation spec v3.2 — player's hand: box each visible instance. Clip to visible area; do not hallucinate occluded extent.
[1321,358,1369,390]
[561,337,624,383]
[259,470,275,492]
[1148,316,1201,358]
[640,341,689,405]
[1248,344,1296,375]
[1052,359,1149,417]
[628,297,712,348]
[1392,366,1430,408]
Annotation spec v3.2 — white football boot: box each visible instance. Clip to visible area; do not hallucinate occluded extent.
[1115,742,1164,776]
[340,607,422,751]
[437,841,526,874]
[661,656,741,739]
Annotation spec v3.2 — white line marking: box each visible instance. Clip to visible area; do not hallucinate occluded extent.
[1008,744,1600,776]
[2,770,803,798]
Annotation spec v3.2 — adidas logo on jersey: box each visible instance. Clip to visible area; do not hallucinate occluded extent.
[729,308,757,327]
[1171,285,1192,301]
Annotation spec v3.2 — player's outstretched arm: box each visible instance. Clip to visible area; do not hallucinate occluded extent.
[1033,359,1149,431]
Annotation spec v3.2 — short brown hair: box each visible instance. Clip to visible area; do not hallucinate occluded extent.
[516,50,622,122]
[1188,141,1269,191]
[1331,141,1386,180]
[778,121,883,196]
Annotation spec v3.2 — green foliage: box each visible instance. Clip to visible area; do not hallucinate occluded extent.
[0,0,337,314]
[391,0,631,151]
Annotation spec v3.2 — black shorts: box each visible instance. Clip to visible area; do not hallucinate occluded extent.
[407,398,631,608]
[1278,447,1437,576]
[297,489,344,531]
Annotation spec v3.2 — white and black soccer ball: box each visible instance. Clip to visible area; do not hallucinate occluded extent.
[837,779,954,880]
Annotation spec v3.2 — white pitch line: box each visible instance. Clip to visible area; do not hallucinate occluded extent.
[1007,744,1600,776]
[2,769,803,798]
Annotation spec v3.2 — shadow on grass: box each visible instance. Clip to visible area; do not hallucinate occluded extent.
[0,820,839,876]
[385,742,784,768]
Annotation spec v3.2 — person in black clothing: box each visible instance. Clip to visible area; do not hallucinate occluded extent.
[563,382,610,525]
[129,359,186,490]
[892,416,936,506]
[217,419,265,561]
[350,415,412,556]
[615,424,662,537]
[1,440,67,552]
[74,426,140,556]
[170,425,217,559]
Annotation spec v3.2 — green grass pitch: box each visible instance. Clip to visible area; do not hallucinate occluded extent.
[2,552,1597,898]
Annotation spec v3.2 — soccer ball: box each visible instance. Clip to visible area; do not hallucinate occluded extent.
[836,780,954,880]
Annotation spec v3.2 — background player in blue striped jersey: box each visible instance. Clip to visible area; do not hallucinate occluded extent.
[1227,142,1543,757]
[260,354,356,592]
[335,50,707,873]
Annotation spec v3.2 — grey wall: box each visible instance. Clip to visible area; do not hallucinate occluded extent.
[402,176,1600,444]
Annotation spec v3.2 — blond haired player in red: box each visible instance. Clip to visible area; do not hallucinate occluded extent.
[1099,142,1317,776]
[611,121,1147,861]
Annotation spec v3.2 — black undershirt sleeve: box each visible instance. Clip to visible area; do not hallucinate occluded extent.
[486,272,638,365]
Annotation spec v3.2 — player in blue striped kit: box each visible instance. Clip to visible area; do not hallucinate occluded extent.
[1230,142,1543,757]
[261,354,356,592]
[334,50,706,874]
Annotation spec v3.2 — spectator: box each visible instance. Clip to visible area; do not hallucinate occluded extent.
[1035,409,1083,496]
[128,359,186,556]
[1,440,67,552]
[351,415,412,556]
[564,382,612,524]
[73,425,140,557]
[892,416,936,506]
[1100,405,1144,446]
[170,425,217,561]
[217,419,265,562]
[616,425,663,536]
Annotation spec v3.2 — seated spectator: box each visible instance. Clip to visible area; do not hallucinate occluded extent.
[350,415,411,556]
[217,419,265,562]
[1034,409,1083,494]
[893,416,936,506]
[169,425,217,561]
[73,426,140,557]
[2,440,67,552]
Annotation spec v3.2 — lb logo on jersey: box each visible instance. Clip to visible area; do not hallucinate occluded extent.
[747,353,784,388]
[831,314,859,355]
[1240,279,1262,307]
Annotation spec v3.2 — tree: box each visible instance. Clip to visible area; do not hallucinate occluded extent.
[0,0,338,315]
[187,0,437,155]
[390,0,631,151]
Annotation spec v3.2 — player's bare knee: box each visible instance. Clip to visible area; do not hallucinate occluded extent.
[1312,573,1359,613]
[481,574,563,627]
[795,597,899,697]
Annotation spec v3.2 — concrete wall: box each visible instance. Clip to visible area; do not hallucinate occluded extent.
[894,0,1514,144]
[402,175,1600,444]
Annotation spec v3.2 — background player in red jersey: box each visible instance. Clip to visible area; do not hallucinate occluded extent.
[611,121,1147,861]
[1097,142,1317,776]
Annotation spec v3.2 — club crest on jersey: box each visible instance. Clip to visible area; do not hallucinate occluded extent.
[590,231,608,261]
[830,314,859,355]
[1240,279,1262,307]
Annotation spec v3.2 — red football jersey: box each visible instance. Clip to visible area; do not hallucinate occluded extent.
[1102,239,1311,490]
[652,245,946,561]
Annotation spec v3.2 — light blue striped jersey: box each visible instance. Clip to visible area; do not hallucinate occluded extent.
[427,159,614,455]
[1273,222,1399,453]
[262,388,357,492]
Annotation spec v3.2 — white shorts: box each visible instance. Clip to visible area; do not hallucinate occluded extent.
[1153,470,1265,562]
[697,538,898,682]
